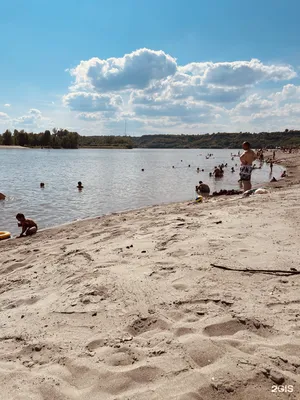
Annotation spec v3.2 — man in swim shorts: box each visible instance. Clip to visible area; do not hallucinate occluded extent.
[16,213,38,237]
[239,142,257,192]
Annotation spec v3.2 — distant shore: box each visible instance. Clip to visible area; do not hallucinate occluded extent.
[79,145,132,149]
[0,145,29,149]
[0,145,132,150]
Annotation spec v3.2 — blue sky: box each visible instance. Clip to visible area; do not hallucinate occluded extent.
[1,0,300,135]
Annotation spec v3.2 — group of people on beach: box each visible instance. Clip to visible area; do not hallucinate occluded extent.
[1,141,291,238]
[196,141,258,196]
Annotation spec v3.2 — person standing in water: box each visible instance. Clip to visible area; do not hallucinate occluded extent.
[239,142,257,192]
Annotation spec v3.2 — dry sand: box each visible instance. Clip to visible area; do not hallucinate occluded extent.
[0,145,29,149]
[0,150,300,400]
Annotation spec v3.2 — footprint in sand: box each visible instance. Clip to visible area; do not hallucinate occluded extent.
[91,345,143,367]
[172,283,188,291]
[203,317,273,338]
[179,334,225,368]
[127,316,169,336]
[174,327,196,337]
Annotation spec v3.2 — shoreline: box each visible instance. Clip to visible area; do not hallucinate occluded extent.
[0,145,30,149]
[0,150,300,399]
[2,150,295,240]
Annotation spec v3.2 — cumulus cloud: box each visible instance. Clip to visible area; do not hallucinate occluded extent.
[13,108,52,129]
[14,108,42,125]
[4,104,11,107]
[133,99,224,124]
[69,48,177,92]
[271,84,300,102]
[63,92,123,112]
[62,48,299,133]
[232,94,274,115]
[129,75,245,107]
[251,103,300,122]
[181,59,296,87]
[77,112,104,121]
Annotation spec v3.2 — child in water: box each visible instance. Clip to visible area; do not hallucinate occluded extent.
[16,213,38,237]
[77,181,83,190]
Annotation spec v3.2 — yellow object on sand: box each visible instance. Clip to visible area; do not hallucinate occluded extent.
[0,231,11,240]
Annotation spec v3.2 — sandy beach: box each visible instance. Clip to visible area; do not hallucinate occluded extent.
[0,145,29,149]
[0,150,300,400]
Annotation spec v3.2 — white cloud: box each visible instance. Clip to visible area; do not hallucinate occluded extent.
[133,98,225,125]
[0,112,9,120]
[251,103,300,121]
[62,48,299,134]
[181,59,296,87]
[231,94,274,115]
[69,48,177,92]
[271,84,300,102]
[4,104,11,107]
[76,112,104,121]
[14,108,42,125]
[63,92,123,112]
[151,74,246,104]
[13,108,52,129]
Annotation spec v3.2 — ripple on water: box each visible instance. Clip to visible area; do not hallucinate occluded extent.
[0,148,283,235]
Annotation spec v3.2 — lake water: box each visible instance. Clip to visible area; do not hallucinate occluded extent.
[0,148,282,236]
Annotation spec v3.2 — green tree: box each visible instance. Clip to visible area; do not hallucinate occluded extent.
[3,130,13,145]
[18,130,28,146]
[42,130,51,146]
[13,129,19,145]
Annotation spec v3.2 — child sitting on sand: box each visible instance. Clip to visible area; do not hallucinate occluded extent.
[16,213,38,237]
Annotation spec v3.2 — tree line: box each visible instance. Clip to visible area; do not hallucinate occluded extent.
[0,129,133,149]
[132,130,300,149]
[0,129,79,148]
[1,128,300,149]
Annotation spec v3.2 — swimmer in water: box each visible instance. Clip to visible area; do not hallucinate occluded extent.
[77,181,83,190]
[0,193,5,200]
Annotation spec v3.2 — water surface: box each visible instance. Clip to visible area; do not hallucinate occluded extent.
[0,148,282,236]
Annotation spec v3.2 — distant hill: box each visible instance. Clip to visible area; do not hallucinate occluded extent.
[1,129,300,149]
[131,131,300,149]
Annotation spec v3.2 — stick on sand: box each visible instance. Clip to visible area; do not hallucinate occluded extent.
[211,263,300,276]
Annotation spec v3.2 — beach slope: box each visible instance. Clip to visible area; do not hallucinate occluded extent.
[0,184,300,399]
